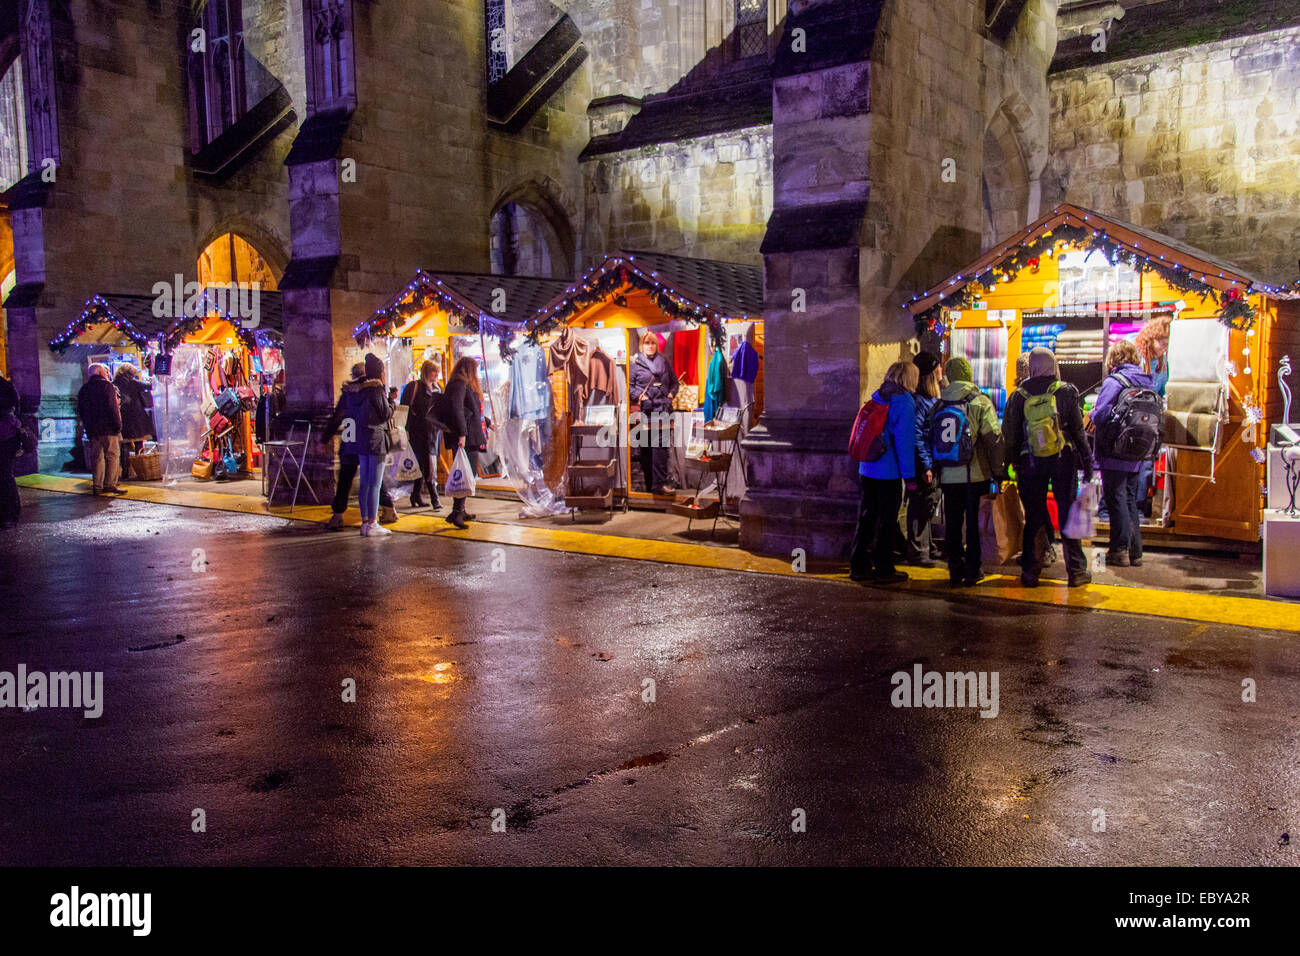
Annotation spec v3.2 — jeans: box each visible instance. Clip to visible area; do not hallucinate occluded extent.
[1102,468,1142,559]
[0,436,19,525]
[850,476,903,577]
[358,454,384,522]
[943,482,984,576]
[408,430,441,503]
[87,434,121,492]
[1017,454,1089,578]
[333,453,393,515]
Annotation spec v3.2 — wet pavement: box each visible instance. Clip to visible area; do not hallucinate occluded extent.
[1,488,1297,866]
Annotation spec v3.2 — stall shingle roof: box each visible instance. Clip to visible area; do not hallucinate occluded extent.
[421,271,572,323]
[50,289,284,352]
[616,251,764,318]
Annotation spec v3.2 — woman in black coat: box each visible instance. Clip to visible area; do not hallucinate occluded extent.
[114,365,156,475]
[442,356,487,529]
[628,331,679,494]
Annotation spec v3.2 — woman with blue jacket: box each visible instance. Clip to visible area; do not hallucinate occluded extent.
[849,360,920,584]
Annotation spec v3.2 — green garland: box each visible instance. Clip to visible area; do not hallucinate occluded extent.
[913,224,1259,337]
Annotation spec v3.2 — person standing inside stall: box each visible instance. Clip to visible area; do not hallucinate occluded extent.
[401,358,443,512]
[113,364,156,478]
[79,364,125,496]
[630,331,680,495]
[443,356,487,530]
[1091,339,1159,567]
[1002,347,1093,588]
[906,351,944,567]
[849,360,919,584]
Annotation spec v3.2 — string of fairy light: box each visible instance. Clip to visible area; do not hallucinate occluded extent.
[50,293,284,355]
[355,255,755,358]
[907,212,1273,337]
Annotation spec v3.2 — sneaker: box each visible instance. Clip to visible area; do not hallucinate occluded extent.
[1068,571,1093,588]
[360,521,372,537]
[1019,571,1040,587]
[1106,550,1130,567]
[368,522,392,536]
[872,571,909,585]
[326,513,344,530]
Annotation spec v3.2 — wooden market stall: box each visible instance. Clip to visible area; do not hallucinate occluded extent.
[907,203,1300,545]
[523,251,765,518]
[354,270,570,488]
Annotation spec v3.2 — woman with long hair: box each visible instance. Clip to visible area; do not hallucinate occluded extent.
[849,360,920,584]
[443,356,487,529]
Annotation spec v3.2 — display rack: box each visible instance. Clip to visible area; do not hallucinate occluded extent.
[566,407,626,518]
[670,419,742,536]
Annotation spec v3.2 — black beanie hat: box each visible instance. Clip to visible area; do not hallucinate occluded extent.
[913,350,941,377]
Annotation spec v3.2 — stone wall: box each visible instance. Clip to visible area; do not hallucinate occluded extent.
[581,126,772,265]
[860,0,1057,393]
[25,0,301,467]
[1043,26,1300,284]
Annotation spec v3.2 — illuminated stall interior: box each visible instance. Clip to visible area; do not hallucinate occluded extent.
[355,270,570,485]
[524,251,764,509]
[908,203,1300,544]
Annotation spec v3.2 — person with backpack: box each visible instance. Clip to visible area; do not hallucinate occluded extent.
[1002,346,1094,588]
[933,357,1005,586]
[848,360,919,584]
[1091,339,1161,567]
[905,351,945,568]
[400,358,444,511]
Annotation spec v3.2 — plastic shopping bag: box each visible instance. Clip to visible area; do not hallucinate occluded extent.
[444,447,477,498]
[388,446,423,483]
[1062,480,1099,540]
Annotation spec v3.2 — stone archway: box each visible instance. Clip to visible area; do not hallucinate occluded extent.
[489,179,576,279]
[981,103,1034,250]
[196,222,288,288]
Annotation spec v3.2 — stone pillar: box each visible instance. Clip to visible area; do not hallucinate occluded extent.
[739,0,882,559]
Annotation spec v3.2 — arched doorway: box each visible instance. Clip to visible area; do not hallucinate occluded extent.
[489,182,574,279]
[197,231,279,290]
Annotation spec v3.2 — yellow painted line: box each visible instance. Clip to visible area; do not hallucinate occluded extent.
[19,473,1298,634]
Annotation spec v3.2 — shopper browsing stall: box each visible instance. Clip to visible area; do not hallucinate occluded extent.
[324,363,398,531]
[443,356,488,530]
[400,358,444,511]
[1002,347,1093,588]
[1091,340,1161,567]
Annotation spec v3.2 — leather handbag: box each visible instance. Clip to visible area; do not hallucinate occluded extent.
[201,396,218,419]
[216,388,242,419]
[191,456,214,479]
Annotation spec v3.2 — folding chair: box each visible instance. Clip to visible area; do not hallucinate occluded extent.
[262,419,320,512]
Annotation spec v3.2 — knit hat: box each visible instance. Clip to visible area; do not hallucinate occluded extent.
[944,356,973,382]
[913,350,941,377]
[350,362,366,380]
[1028,346,1058,380]
[363,353,384,381]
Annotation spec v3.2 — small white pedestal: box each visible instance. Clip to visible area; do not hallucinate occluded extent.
[1263,508,1300,598]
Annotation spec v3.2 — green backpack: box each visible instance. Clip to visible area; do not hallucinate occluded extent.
[1021,381,1066,458]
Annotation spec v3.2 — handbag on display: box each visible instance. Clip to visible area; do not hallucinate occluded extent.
[672,385,699,412]
[191,456,214,480]
[209,412,233,435]
[216,387,242,419]
[221,440,240,478]
[201,396,218,419]
[235,385,257,411]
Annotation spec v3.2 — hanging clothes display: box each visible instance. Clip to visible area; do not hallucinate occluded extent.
[672,328,701,385]
[731,339,759,383]
[548,326,593,418]
[704,347,728,422]
[510,341,552,421]
[587,346,617,407]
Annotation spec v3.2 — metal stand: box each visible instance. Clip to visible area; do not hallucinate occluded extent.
[262,419,320,512]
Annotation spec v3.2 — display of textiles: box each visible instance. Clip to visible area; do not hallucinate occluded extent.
[1053,329,1104,363]
[950,326,1008,391]
[981,387,1009,419]
[1020,323,1066,351]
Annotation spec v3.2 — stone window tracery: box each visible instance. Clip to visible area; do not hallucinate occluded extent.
[304,0,356,114]
[20,0,57,172]
[188,0,248,150]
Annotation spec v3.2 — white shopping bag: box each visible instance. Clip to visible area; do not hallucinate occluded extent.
[1062,481,1099,540]
[388,446,423,483]
[445,447,477,497]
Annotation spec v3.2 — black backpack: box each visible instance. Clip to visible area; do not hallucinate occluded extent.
[1099,372,1162,461]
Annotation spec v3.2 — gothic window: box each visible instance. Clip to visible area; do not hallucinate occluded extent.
[734,0,768,61]
[305,0,356,114]
[485,0,507,85]
[20,0,58,172]
[188,0,247,150]
[0,58,27,191]
[490,199,571,279]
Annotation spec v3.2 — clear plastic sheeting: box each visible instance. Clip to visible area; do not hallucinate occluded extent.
[492,339,570,517]
[157,345,208,483]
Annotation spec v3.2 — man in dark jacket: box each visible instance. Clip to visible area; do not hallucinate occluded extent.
[323,362,396,529]
[399,359,443,511]
[78,364,125,495]
[1002,347,1093,588]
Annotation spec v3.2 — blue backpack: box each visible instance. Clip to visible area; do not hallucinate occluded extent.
[931,398,975,467]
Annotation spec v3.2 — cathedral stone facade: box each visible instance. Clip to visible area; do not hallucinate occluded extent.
[1,0,1297,556]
